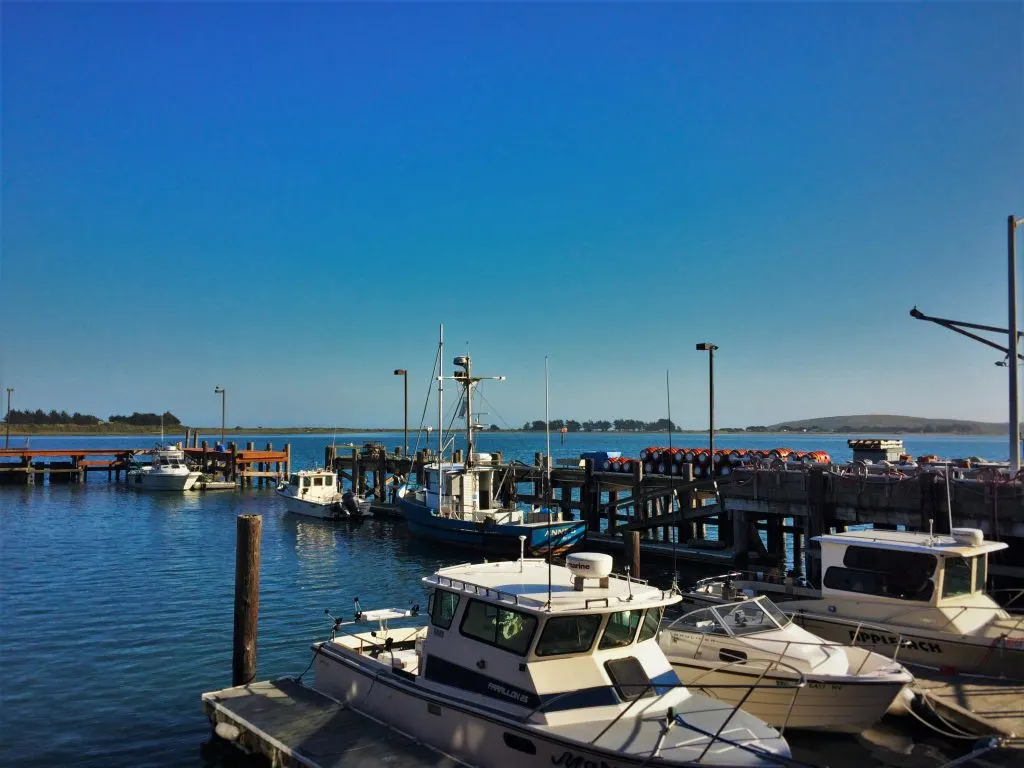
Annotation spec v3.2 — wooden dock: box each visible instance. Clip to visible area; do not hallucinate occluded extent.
[0,439,291,486]
[201,677,462,768]
[911,672,1024,740]
[331,443,1024,585]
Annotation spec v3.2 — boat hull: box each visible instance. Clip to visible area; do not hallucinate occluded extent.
[128,470,201,491]
[276,489,367,520]
[677,591,1023,680]
[792,613,1024,680]
[668,659,906,732]
[313,645,790,767]
[399,497,586,557]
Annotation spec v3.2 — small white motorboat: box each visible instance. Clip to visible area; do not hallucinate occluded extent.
[659,596,913,732]
[276,468,369,520]
[680,528,1024,680]
[128,444,202,491]
[309,552,799,767]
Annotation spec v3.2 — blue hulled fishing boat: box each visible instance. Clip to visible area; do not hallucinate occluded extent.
[396,341,586,557]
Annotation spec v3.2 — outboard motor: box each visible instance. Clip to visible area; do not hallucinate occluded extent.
[342,490,362,518]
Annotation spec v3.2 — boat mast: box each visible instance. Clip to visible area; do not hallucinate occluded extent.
[438,324,445,516]
[465,354,474,468]
[545,355,552,609]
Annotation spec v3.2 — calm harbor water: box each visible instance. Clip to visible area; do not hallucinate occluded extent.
[0,432,1010,767]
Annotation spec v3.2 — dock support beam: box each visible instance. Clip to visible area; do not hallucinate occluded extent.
[232,514,261,687]
[626,530,641,579]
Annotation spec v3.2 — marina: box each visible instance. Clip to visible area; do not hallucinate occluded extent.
[3,432,1023,768]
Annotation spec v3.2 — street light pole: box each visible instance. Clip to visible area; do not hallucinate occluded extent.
[696,343,718,473]
[394,369,408,457]
[1009,215,1023,472]
[4,387,12,449]
[214,386,226,446]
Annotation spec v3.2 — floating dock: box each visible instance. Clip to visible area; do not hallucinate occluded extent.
[201,677,462,768]
[911,671,1024,740]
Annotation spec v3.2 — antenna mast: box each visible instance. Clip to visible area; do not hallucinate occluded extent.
[438,324,444,512]
[545,355,553,610]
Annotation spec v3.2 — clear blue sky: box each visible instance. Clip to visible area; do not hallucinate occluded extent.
[1,2,1021,429]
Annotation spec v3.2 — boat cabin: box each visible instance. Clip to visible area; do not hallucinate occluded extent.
[332,553,682,721]
[814,528,1008,609]
[285,469,339,502]
[419,458,527,524]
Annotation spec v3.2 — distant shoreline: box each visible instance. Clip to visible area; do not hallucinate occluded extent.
[1,425,1010,438]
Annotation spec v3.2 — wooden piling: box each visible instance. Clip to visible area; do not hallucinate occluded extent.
[232,514,261,687]
[626,530,641,579]
[607,489,618,532]
[284,443,291,478]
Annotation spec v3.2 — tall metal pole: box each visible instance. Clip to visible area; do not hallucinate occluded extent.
[708,347,715,466]
[1010,215,1021,472]
[4,388,12,449]
[403,373,408,458]
[215,387,226,446]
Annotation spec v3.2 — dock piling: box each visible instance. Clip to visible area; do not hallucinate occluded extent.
[232,514,261,687]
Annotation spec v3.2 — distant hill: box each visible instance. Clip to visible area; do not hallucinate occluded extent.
[766,414,1008,435]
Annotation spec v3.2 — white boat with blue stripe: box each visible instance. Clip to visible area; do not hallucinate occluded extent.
[311,552,800,767]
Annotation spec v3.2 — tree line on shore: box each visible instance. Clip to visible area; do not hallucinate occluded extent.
[3,409,181,427]
[520,419,681,432]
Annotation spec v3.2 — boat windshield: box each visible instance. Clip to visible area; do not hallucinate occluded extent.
[674,598,788,638]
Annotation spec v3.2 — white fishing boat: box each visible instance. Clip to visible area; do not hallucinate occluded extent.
[659,596,912,732]
[276,468,369,520]
[680,528,1024,680]
[128,444,202,491]
[310,552,798,767]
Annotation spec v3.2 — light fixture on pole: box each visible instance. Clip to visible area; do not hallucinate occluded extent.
[214,386,226,446]
[4,387,12,449]
[394,369,408,458]
[695,343,718,474]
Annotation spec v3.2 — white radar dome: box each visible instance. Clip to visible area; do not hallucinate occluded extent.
[566,552,614,580]
[951,528,984,546]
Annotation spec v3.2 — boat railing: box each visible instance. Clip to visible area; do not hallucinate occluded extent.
[430,571,547,608]
[519,678,808,767]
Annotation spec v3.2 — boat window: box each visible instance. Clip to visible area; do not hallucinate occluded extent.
[636,607,663,643]
[843,545,937,578]
[599,609,642,649]
[759,599,791,627]
[534,615,602,657]
[290,474,300,486]
[714,601,780,636]
[942,557,973,599]
[460,599,537,656]
[975,555,987,593]
[604,657,655,701]
[429,589,460,630]
[673,607,728,635]
[823,566,934,602]
[303,477,311,487]
[313,476,324,486]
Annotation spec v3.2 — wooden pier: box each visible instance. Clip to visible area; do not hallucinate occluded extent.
[330,443,1024,584]
[0,439,291,486]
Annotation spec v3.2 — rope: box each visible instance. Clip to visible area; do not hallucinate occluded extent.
[295,643,323,683]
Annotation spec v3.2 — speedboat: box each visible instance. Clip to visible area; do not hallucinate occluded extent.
[659,596,912,732]
[311,552,796,767]
[128,444,202,491]
[276,468,369,520]
[679,528,1024,679]
[397,352,586,557]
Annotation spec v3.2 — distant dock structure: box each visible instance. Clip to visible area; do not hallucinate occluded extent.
[0,432,291,486]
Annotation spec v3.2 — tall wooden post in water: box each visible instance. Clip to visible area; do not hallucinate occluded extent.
[232,514,261,686]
